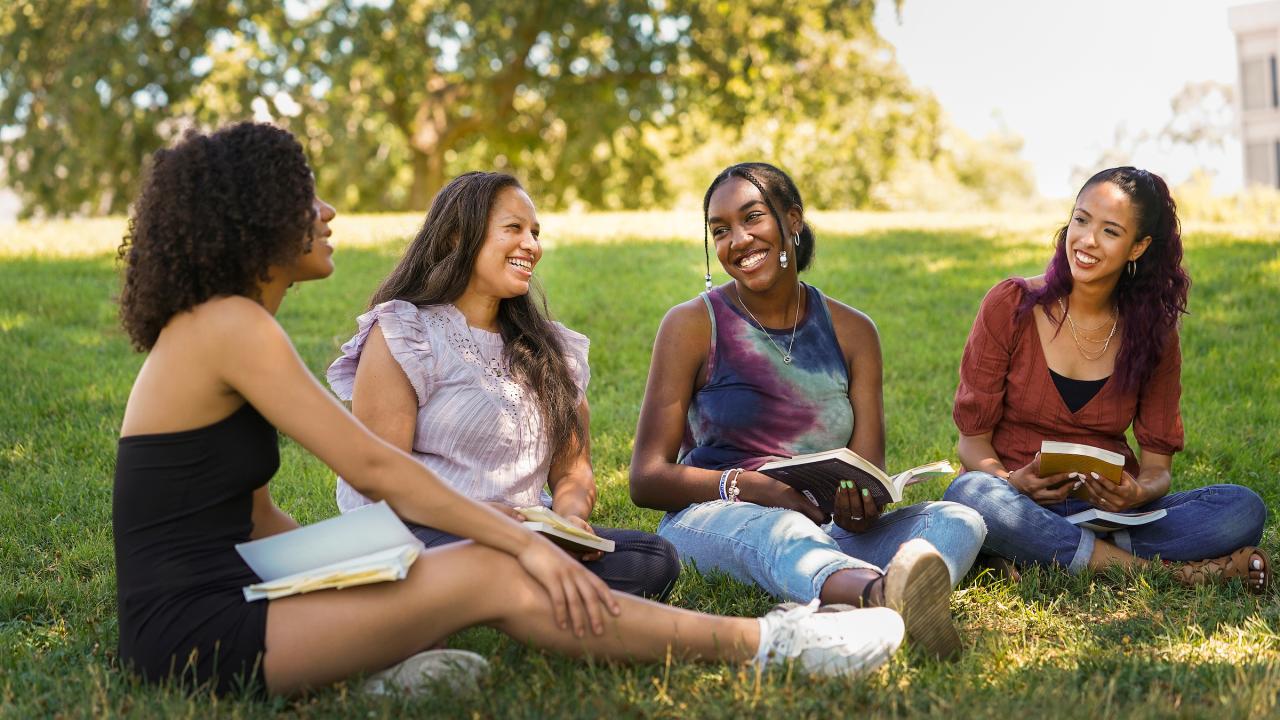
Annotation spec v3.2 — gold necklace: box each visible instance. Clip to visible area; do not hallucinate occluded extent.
[1057,298,1118,361]
[734,284,801,364]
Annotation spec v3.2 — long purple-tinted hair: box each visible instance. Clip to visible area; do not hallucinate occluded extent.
[1016,167,1190,393]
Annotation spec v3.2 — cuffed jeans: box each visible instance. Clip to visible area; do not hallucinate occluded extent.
[656,500,986,603]
[942,470,1268,572]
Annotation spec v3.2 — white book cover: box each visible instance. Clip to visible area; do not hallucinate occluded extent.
[235,501,424,601]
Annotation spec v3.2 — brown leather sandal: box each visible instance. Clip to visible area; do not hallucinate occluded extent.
[1173,546,1270,594]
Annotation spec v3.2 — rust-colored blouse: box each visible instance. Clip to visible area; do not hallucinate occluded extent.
[953,279,1184,475]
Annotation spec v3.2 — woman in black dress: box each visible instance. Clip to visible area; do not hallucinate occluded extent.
[112,122,907,697]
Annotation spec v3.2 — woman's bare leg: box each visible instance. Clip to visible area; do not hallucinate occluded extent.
[263,541,759,695]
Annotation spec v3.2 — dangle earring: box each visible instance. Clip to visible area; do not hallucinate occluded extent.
[1127,259,1136,278]
[779,231,799,269]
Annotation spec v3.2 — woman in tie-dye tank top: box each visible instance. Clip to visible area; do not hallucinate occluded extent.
[630,163,986,659]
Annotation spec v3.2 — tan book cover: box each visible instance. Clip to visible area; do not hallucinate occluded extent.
[1039,441,1124,484]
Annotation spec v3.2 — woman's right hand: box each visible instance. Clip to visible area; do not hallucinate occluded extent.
[736,470,828,524]
[515,533,620,638]
[1006,452,1074,505]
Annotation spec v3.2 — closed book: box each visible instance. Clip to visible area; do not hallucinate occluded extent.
[1066,508,1167,533]
[757,448,954,514]
[235,501,424,602]
[1039,441,1125,484]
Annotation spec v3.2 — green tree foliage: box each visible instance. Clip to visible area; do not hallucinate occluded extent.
[0,1,287,217]
[0,0,1021,216]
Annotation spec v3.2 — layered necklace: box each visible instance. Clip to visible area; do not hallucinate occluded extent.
[1057,297,1118,361]
[734,282,801,364]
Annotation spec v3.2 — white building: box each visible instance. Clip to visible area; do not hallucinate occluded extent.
[1230,1,1280,188]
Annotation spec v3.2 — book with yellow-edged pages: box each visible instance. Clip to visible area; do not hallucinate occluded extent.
[235,501,423,601]
[516,506,615,554]
[1039,441,1125,483]
[757,448,955,513]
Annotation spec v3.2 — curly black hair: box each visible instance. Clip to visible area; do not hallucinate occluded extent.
[117,122,316,350]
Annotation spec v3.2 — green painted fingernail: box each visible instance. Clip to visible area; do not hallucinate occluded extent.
[861,488,870,497]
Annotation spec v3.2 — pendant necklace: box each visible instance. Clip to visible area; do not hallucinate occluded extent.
[735,283,801,364]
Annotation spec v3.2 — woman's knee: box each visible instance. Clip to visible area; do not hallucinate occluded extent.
[942,470,1004,510]
[928,501,988,545]
[1210,484,1268,546]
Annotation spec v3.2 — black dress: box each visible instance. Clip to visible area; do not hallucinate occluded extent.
[113,402,278,696]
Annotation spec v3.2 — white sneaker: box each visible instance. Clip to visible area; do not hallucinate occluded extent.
[755,600,903,677]
[362,649,489,695]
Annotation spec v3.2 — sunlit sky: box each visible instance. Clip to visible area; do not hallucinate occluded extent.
[873,0,1253,197]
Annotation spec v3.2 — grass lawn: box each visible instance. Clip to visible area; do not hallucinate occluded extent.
[1,214,1278,718]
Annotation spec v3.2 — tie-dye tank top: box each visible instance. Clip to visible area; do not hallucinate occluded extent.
[680,283,854,471]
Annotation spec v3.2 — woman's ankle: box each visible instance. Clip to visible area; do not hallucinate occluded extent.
[819,568,884,607]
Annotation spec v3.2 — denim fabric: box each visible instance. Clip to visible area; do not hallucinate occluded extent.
[943,470,1268,572]
[657,500,986,602]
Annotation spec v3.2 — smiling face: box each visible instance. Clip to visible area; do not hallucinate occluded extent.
[706,177,801,293]
[466,185,542,300]
[1065,181,1151,285]
[290,195,338,282]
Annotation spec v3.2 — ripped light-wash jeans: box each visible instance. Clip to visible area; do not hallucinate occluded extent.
[656,500,987,602]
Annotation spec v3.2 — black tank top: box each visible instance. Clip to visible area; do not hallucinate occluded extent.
[113,402,279,694]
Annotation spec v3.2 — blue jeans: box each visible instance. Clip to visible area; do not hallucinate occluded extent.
[943,470,1268,572]
[656,500,986,603]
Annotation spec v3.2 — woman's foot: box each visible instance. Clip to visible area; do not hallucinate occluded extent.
[362,649,490,695]
[880,539,963,660]
[755,600,904,678]
[1173,546,1269,594]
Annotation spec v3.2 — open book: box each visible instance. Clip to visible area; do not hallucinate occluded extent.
[517,506,615,554]
[235,501,423,602]
[757,448,955,513]
[1066,508,1167,533]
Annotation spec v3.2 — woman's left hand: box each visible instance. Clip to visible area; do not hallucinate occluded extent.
[1079,471,1148,512]
[563,515,605,562]
[833,482,882,533]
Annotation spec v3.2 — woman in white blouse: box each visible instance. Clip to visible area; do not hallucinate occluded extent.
[327,171,681,600]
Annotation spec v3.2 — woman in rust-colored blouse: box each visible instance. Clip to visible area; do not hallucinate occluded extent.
[943,167,1268,592]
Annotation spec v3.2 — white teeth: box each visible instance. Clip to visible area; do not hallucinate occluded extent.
[1074,250,1099,266]
[507,258,532,271]
[738,250,766,269]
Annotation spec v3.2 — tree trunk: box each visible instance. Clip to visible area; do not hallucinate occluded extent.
[408,146,445,211]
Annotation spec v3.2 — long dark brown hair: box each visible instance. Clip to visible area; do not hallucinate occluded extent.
[370,172,584,459]
[1017,167,1189,392]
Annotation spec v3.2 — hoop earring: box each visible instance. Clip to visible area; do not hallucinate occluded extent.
[1127,259,1136,278]
[793,232,801,248]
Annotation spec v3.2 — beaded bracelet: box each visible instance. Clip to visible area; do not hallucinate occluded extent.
[726,468,743,502]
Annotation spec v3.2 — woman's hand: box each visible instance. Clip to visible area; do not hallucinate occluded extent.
[833,482,882,533]
[516,534,620,638]
[562,515,605,562]
[485,502,527,522]
[736,470,828,525]
[1079,470,1149,512]
[1007,452,1075,506]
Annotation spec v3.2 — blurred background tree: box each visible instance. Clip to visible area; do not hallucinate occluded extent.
[0,0,1033,217]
